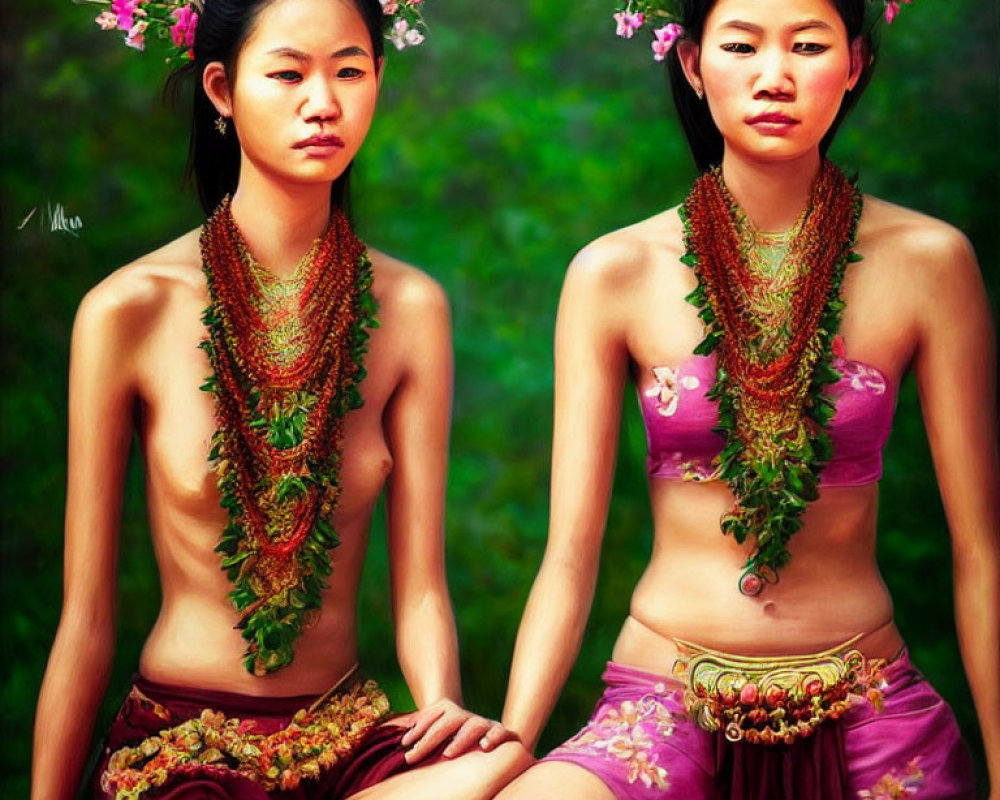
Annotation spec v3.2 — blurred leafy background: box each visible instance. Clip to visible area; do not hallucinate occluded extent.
[1,0,997,796]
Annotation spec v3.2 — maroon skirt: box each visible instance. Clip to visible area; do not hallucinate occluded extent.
[93,674,421,800]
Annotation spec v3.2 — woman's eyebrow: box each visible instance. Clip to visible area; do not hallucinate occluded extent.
[790,19,835,33]
[331,45,370,58]
[718,20,763,34]
[717,18,834,34]
[264,45,371,60]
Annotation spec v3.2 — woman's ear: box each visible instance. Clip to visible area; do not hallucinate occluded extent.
[375,55,385,91]
[846,37,866,91]
[203,61,234,118]
[676,39,704,98]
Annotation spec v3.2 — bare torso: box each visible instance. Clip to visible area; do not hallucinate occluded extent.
[606,195,925,666]
[116,228,417,696]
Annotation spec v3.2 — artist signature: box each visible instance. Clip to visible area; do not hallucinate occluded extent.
[18,201,84,236]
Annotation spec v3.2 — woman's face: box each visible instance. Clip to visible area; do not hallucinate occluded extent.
[680,0,862,165]
[211,0,380,189]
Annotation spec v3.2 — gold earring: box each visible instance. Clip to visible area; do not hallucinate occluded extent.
[694,85,705,101]
[214,116,229,135]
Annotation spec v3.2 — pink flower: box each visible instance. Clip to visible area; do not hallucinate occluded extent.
[651,23,683,61]
[170,4,198,49]
[95,10,118,30]
[388,18,412,50]
[613,10,644,39]
[380,0,399,14]
[884,0,911,24]
[125,19,147,50]
[112,0,141,32]
[884,1,899,23]
[385,15,426,49]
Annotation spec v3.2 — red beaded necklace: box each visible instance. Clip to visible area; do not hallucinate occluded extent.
[681,160,862,595]
[199,197,378,674]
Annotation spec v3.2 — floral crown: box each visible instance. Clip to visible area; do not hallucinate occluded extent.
[614,0,914,62]
[87,0,427,63]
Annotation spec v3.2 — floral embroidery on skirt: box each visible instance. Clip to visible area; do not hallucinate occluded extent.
[857,758,925,799]
[551,691,676,790]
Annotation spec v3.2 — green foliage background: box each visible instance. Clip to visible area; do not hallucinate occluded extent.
[1,0,997,796]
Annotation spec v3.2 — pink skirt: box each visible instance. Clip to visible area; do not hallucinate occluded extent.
[544,651,975,800]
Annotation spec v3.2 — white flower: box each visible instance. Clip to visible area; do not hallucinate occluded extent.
[645,366,699,417]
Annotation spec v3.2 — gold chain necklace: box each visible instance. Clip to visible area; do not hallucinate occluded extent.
[235,235,322,369]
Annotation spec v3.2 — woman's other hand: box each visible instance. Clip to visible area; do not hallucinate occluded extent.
[395,699,521,763]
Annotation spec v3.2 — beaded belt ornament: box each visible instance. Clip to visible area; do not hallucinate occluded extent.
[101,678,390,800]
[671,635,885,745]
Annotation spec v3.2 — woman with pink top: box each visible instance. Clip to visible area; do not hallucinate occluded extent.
[497,0,998,797]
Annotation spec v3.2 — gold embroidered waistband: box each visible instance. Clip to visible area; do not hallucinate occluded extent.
[671,635,885,745]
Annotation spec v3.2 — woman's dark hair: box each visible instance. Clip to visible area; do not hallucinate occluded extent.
[666,0,878,172]
[167,0,386,215]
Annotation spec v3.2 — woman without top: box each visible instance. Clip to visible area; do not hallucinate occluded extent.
[497,0,998,798]
[30,1,530,798]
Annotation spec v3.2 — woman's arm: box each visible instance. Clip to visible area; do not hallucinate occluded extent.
[911,225,1000,795]
[31,283,139,800]
[501,244,631,752]
[382,271,514,762]
[384,273,460,707]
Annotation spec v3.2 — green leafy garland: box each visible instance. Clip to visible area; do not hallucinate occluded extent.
[680,162,863,595]
[199,202,379,673]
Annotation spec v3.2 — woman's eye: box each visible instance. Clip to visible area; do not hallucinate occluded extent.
[721,42,755,54]
[792,42,829,54]
[337,67,365,79]
[270,70,302,82]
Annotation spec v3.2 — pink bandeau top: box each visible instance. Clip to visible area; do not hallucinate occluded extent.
[639,348,896,487]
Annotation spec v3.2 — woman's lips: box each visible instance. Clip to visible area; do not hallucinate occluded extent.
[293,134,345,153]
[746,112,799,135]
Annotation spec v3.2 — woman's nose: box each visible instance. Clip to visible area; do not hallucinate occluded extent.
[753,49,795,99]
[303,78,342,123]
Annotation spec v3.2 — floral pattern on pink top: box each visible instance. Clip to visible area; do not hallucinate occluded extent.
[645,366,702,418]
[640,340,896,487]
[641,358,721,482]
[832,335,887,396]
[857,758,925,799]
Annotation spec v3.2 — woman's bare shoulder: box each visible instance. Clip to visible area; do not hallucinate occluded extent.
[368,247,449,321]
[859,195,977,278]
[858,196,985,345]
[81,229,203,315]
[567,205,684,291]
[366,249,451,385]
[74,228,204,351]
